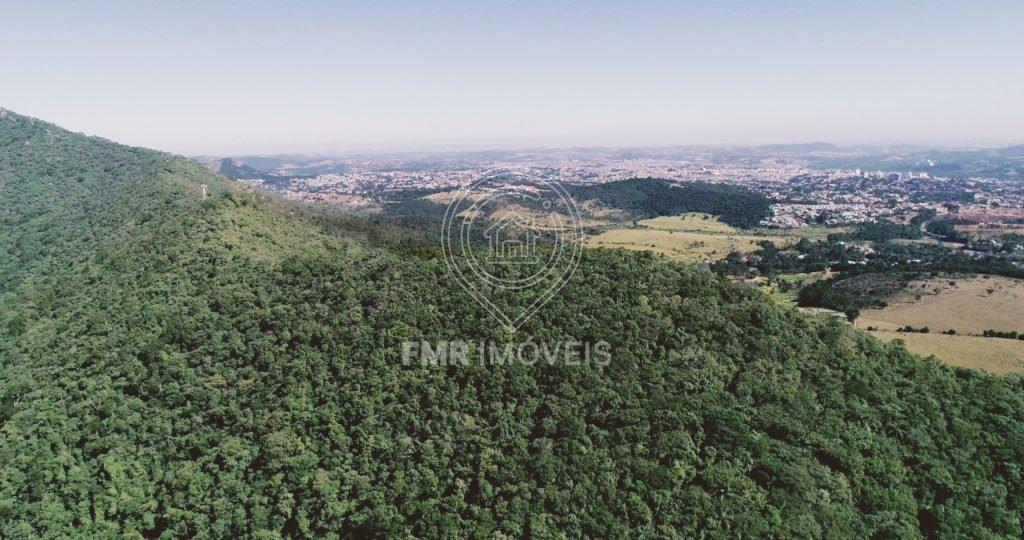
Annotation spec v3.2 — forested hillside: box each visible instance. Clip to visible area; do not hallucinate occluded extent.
[1,110,1023,538]
[567,178,773,228]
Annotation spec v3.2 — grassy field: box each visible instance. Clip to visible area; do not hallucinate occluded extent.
[853,275,1024,374]
[586,228,785,261]
[638,214,846,239]
[586,213,795,262]
[638,213,739,234]
[855,275,1024,334]
[424,189,478,204]
[869,331,1024,375]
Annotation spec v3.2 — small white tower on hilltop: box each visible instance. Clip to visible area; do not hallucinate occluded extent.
[201,184,208,200]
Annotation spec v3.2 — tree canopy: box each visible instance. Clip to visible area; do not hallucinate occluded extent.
[1,110,1022,538]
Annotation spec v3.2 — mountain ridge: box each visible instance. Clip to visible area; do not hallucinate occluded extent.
[1,109,1022,537]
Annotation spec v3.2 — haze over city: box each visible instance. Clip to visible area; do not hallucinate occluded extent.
[4,0,1023,155]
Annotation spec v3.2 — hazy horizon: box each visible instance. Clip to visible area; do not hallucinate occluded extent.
[6,103,1022,159]
[4,1,1023,155]
[186,139,1023,159]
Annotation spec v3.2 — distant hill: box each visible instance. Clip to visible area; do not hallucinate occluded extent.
[813,143,1024,180]
[196,154,350,177]
[211,157,267,179]
[2,109,1023,537]
[996,144,1024,158]
[752,142,841,153]
[569,178,773,228]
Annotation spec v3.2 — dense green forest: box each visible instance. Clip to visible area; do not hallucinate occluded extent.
[375,177,773,231]
[830,219,924,242]
[2,110,1024,537]
[566,178,773,228]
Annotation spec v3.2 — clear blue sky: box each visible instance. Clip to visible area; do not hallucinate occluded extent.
[3,1,1022,154]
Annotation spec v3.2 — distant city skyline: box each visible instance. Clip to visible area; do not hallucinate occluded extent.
[4,1,1023,155]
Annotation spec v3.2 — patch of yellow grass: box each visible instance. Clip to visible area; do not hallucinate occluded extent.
[854,275,1024,375]
[424,190,479,204]
[585,228,787,262]
[586,212,803,262]
[487,204,601,229]
[638,213,738,234]
[869,331,1024,375]
[856,276,1024,335]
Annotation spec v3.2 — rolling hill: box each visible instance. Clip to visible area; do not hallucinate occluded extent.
[1,109,1023,537]
[566,178,773,228]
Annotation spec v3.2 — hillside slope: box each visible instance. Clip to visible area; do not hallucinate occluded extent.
[1,110,1023,538]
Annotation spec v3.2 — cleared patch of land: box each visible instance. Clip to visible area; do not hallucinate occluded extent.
[487,204,606,228]
[869,331,1024,375]
[639,214,847,239]
[638,213,739,234]
[424,190,479,204]
[853,275,1024,374]
[760,271,833,306]
[855,275,1024,334]
[753,225,850,240]
[586,213,838,262]
[586,227,785,262]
